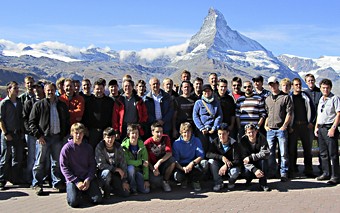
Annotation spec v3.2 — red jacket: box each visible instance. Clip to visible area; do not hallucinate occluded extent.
[112,95,148,136]
[59,94,85,125]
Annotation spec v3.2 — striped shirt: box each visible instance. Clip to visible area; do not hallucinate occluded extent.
[236,94,266,126]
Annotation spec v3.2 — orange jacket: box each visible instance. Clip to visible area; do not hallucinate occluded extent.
[59,94,85,125]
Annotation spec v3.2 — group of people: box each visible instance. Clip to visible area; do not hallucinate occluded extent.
[0,70,339,208]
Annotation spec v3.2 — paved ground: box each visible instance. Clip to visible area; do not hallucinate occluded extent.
[1,158,339,213]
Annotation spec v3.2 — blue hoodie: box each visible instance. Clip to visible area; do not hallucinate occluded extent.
[172,135,205,166]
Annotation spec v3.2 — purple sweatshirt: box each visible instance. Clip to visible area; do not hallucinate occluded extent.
[60,138,96,184]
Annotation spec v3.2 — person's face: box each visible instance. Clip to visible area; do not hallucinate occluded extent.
[181,82,191,95]
[209,75,217,86]
[8,84,19,98]
[217,82,228,96]
[181,129,192,141]
[109,84,119,96]
[150,79,160,94]
[94,84,105,97]
[320,84,331,97]
[152,127,163,142]
[45,84,56,100]
[123,82,133,95]
[33,86,44,98]
[163,80,173,93]
[232,81,242,93]
[129,129,139,143]
[82,81,91,94]
[104,135,115,148]
[253,80,263,90]
[305,77,315,89]
[64,81,74,97]
[74,82,80,94]
[245,128,257,142]
[181,73,190,81]
[136,83,146,95]
[281,83,291,94]
[72,130,84,145]
[218,129,229,143]
[243,82,253,95]
[202,89,213,98]
[58,82,65,93]
[293,80,302,93]
[25,79,34,92]
[194,80,203,93]
[269,82,280,93]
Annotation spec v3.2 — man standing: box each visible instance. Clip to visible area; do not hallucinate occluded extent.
[252,75,271,99]
[289,78,315,177]
[264,76,293,181]
[0,81,25,190]
[208,73,218,93]
[29,83,70,195]
[191,77,203,101]
[314,79,340,185]
[108,79,120,101]
[79,78,93,104]
[19,76,35,105]
[230,77,245,103]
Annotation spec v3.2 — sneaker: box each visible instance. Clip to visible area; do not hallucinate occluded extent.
[213,183,223,191]
[192,181,201,192]
[180,180,188,189]
[34,186,43,196]
[227,183,235,189]
[280,174,288,182]
[316,174,330,181]
[260,185,271,192]
[162,180,172,192]
[327,178,340,185]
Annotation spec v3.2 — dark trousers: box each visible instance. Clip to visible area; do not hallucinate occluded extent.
[244,159,268,186]
[88,128,104,149]
[318,126,340,179]
[195,130,217,154]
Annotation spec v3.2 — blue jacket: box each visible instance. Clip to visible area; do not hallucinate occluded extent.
[193,98,222,131]
[172,135,205,166]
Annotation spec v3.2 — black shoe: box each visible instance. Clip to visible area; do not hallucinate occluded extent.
[280,174,288,182]
[0,183,6,191]
[316,174,330,181]
[260,185,271,192]
[327,178,340,185]
[34,186,43,196]
[245,178,253,186]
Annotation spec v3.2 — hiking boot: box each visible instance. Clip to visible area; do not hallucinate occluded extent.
[162,180,172,192]
[192,181,201,192]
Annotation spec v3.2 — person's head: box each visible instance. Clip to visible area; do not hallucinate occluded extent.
[181,70,191,81]
[305,74,316,89]
[81,79,92,95]
[244,123,258,143]
[267,76,280,94]
[24,76,35,93]
[292,78,302,94]
[73,80,81,95]
[232,77,242,94]
[149,77,160,95]
[217,123,230,143]
[217,78,228,96]
[193,77,203,94]
[122,74,132,82]
[243,81,253,96]
[56,77,65,94]
[202,84,213,99]
[162,78,173,93]
[181,80,192,96]
[63,78,75,97]
[151,122,163,142]
[44,82,57,101]
[93,79,106,98]
[280,78,291,94]
[127,124,140,143]
[103,127,117,148]
[209,73,218,88]
[108,79,119,97]
[319,78,332,97]
[32,81,45,98]
[179,122,193,142]
[136,79,146,97]
[252,75,264,90]
[6,81,19,98]
[70,123,86,144]
[123,79,134,96]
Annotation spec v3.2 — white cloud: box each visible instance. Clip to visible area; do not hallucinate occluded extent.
[136,41,189,61]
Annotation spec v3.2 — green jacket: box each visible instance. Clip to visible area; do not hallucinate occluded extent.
[121,138,149,180]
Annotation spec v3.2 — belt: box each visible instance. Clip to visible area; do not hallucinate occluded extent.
[295,121,307,125]
[318,124,333,128]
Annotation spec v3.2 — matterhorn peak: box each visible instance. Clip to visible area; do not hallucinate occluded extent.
[186,8,269,55]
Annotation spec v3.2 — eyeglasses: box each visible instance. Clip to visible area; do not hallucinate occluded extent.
[232,84,241,87]
[243,85,252,89]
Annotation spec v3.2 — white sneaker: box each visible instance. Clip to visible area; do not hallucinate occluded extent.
[162,180,172,192]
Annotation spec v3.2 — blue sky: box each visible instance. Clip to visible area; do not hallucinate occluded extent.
[1,0,339,58]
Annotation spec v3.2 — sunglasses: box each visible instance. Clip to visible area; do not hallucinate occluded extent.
[243,85,252,89]
[321,104,325,113]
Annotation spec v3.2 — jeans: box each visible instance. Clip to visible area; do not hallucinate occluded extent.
[66,179,102,208]
[267,129,289,176]
[243,159,268,186]
[209,159,240,185]
[99,169,130,197]
[318,126,340,179]
[32,134,63,188]
[127,165,150,193]
[0,133,24,184]
[25,134,37,183]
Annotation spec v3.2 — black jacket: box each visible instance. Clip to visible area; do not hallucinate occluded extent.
[29,98,70,139]
[206,137,241,167]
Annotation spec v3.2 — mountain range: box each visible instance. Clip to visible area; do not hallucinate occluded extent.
[1,8,340,95]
